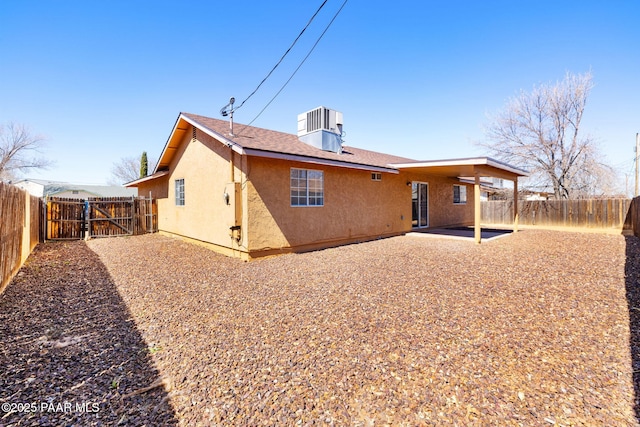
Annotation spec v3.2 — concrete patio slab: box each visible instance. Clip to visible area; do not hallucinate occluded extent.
[408,226,514,241]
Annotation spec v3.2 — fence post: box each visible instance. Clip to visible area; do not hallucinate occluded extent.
[21,191,30,264]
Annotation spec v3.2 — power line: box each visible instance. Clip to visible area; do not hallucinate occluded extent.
[611,157,635,172]
[238,0,349,133]
[609,153,640,175]
[233,0,329,113]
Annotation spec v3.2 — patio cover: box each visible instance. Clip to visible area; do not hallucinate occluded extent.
[390,157,529,243]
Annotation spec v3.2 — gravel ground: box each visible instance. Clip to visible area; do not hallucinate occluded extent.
[1,229,638,426]
[0,242,176,426]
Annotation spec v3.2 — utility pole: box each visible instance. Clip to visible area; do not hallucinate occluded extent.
[636,133,639,197]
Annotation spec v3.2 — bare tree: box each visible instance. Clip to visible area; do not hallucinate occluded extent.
[478,72,614,199]
[108,153,157,185]
[0,122,52,181]
[108,156,140,185]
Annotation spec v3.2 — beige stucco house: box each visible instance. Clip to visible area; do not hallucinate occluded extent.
[127,108,526,260]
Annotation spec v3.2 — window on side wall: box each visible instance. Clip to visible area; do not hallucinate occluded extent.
[291,168,324,207]
[453,184,467,204]
[175,178,185,206]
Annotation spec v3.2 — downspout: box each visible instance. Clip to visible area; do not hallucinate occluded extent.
[228,145,242,246]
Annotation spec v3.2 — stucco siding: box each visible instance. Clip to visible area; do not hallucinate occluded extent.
[149,127,474,258]
[246,157,411,255]
[156,128,242,249]
[384,172,475,229]
[417,175,473,228]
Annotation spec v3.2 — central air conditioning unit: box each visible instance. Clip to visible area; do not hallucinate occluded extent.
[297,106,343,154]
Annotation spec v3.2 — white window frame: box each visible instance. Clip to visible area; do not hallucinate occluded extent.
[175,178,185,206]
[290,168,324,207]
[453,184,467,205]
[371,172,382,181]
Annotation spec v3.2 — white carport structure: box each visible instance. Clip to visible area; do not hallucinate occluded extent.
[390,157,529,243]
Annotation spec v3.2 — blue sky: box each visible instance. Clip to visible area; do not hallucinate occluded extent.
[1,1,638,193]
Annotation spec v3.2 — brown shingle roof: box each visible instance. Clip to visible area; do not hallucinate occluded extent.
[181,112,415,171]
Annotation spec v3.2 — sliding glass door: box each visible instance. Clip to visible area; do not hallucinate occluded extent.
[411,182,428,228]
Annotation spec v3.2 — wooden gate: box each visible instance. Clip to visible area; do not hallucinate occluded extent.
[46,197,86,240]
[88,197,134,237]
[46,196,156,240]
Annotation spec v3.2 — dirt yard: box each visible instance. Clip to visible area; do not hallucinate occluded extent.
[1,230,639,426]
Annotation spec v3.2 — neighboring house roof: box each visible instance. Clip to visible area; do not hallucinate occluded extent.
[15,179,138,198]
[156,112,416,175]
[458,177,501,190]
[15,178,56,186]
[47,185,137,198]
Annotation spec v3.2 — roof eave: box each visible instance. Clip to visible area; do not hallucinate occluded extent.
[124,170,170,187]
[485,158,529,177]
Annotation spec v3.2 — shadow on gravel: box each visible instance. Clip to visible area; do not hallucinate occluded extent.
[0,241,177,426]
[625,235,640,423]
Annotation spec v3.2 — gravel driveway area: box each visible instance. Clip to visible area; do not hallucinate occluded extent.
[2,230,639,426]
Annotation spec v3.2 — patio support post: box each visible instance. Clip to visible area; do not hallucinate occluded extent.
[474,172,481,244]
[513,178,519,232]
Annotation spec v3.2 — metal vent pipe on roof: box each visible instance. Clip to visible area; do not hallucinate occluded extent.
[220,97,236,137]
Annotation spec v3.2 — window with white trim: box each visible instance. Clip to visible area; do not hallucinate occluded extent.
[175,178,185,206]
[453,184,467,204]
[290,168,324,206]
[371,172,382,181]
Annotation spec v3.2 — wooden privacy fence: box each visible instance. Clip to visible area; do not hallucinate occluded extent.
[46,196,157,240]
[481,198,632,229]
[0,182,42,293]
